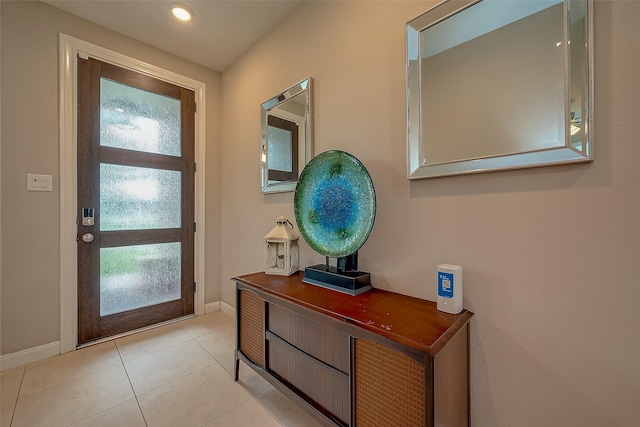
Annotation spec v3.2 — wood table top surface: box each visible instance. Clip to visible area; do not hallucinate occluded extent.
[233,271,473,356]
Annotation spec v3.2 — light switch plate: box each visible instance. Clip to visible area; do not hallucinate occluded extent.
[27,174,53,192]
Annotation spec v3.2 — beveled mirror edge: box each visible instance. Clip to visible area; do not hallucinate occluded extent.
[261,77,313,193]
[406,0,593,180]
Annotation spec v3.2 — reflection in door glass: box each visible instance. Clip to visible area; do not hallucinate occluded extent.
[100,242,181,316]
[268,126,293,172]
[100,78,181,156]
[100,164,181,231]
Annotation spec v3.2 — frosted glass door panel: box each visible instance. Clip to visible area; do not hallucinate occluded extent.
[100,78,181,156]
[100,164,181,231]
[268,126,293,172]
[100,242,181,316]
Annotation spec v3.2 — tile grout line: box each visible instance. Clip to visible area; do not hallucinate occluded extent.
[115,338,149,427]
[118,316,235,397]
[9,314,237,427]
[115,322,195,364]
[222,358,285,426]
[63,397,142,427]
[43,343,139,427]
[118,335,195,365]
[132,362,221,403]
[134,397,150,427]
[14,357,123,400]
[8,366,27,426]
[191,331,218,361]
[198,394,257,426]
[13,313,240,427]
[183,321,236,341]
[189,325,236,363]
[130,315,238,426]
[117,324,221,397]
[202,314,286,425]
[252,388,287,427]
[115,315,234,364]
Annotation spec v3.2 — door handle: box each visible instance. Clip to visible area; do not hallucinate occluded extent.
[81,233,94,243]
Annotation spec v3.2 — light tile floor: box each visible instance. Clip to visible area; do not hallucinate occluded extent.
[0,311,323,427]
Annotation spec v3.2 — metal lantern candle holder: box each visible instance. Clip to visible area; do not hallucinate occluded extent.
[265,216,300,276]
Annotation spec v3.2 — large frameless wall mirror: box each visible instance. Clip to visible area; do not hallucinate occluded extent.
[407,0,593,179]
[261,77,313,193]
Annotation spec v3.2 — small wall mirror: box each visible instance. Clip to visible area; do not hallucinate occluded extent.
[407,0,593,179]
[261,77,313,193]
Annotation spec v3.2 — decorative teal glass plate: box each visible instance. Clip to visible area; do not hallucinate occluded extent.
[294,150,376,258]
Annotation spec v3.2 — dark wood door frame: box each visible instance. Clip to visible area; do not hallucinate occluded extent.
[76,57,195,345]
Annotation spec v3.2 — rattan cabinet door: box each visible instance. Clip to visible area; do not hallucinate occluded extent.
[354,338,427,427]
[238,289,265,367]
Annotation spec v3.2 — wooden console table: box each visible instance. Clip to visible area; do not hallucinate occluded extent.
[233,271,473,427]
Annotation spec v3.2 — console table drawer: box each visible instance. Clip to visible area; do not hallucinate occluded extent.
[267,332,350,426]
[268,303,350,374]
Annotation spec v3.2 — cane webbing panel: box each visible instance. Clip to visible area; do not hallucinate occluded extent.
[239,289,265,367]
[355,339,426,427]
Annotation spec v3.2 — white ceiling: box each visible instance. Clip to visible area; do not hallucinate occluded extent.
[43,0,303,72]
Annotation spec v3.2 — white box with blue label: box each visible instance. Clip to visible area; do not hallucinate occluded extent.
[437,264,463,314]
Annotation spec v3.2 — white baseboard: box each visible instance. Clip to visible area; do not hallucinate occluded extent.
[221,301,235,317]
[205,301,235,317]
[1,302,237,372]
[204,301,221,314]
[1,341,60,371]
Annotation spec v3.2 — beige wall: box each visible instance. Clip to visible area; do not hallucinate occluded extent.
[2,0,639,424]
[0,0,222,354]
[221,1,640,425]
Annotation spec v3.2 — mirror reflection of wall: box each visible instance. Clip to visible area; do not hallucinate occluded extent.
[261,77,312,193]
[406,0,593,179]
[420,2,564,165]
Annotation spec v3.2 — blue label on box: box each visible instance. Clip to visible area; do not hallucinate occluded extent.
[438,272,454,298]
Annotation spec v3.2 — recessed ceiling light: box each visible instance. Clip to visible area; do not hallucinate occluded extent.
[170,4,192,22]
